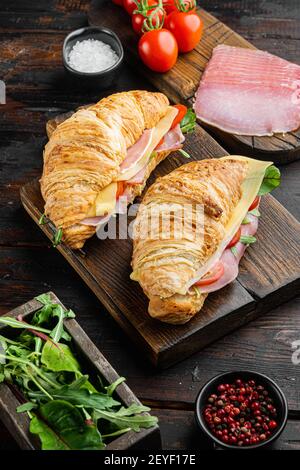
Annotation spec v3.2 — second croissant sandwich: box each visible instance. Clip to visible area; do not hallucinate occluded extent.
[131,156,281,324]
[41,90,195,249]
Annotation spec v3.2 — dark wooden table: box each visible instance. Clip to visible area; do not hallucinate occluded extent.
[0,0,299,450]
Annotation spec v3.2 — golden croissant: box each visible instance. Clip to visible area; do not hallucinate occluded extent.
[131,156,279,324]
[41,90,188,249]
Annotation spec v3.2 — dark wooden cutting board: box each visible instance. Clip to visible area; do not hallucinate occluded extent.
[20,113,300,368]
[88,0,300,164]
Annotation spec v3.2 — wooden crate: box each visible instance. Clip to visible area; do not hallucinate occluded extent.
[0,293,161,450]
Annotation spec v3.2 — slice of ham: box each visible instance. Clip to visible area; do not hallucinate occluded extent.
[194,45,300,136]
[80,213,112,227]
[155,124,185,152]
[126,164,147,185]
[196,213,258,294]
[119,129,152,172]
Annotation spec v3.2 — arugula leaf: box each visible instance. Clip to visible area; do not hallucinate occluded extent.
[240,235,257,245]
[29,385,120,410]
[50,305,75,343]
[94,404,158,432]
[105,377,126,397]
[0,317,51,334]
[35,400,105,450]
[258,165,281,196]
[180,109,196,134]
[41,341,81,373]
[17,402,38,413]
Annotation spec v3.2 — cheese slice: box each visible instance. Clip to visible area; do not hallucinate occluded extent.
[116,106,178,182]
[88,107,179,218]
[184,156,273,291]
[94,182,117,217]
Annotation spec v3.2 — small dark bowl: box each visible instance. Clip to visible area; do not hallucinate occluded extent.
[195,370,288,450]
[62,26,124,89]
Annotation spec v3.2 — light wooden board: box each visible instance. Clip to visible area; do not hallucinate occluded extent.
[20,119,300,368]
[88,0,300,164]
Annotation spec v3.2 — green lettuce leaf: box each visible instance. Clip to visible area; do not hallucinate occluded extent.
[180,109,196,134]
[31,400,105,450]
[258,165,281,196]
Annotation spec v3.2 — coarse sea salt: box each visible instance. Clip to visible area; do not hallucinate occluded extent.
[68,39,119,73]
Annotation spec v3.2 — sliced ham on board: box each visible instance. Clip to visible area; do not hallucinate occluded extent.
[194,45,300,136]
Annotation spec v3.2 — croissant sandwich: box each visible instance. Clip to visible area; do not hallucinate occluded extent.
[41,91,195,249]
[131,156,281,324]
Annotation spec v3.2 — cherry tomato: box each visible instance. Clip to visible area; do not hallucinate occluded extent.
[116,181,125,199]
[194,262,224,287]
[138,29,178,72]
[123,0,137,15]
[248,195,261,211]
[165,10,203,53]
[112,0,123,6]
[132,0,163,35]
[226,227,242,249]
[171,104,187,129]
[163,0,195,14]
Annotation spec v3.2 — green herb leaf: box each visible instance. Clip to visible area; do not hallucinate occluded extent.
[50,304,75,343]
[240,235,257,245]
[29,385,120,410]
[248,208,261,217]
[30,415,70,450]
[39,213,47,225]
[94,404,158,432]
[105,377,126,397]
[258,165,281,196]
[17,402,38,413]
[41,341,81,373]
[242,217,251,225]
[0,317,51,334]
[231,246,238,257]
[178,148,191,159]
[34,400,105,450]
[52,228,63,248]
[180,109,196,134]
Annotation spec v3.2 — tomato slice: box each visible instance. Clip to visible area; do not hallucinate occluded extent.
[226,227,241,249]
[194,261,225,287]
[248,195,261,211]
[171,104,187,129]
[116,181,125,199]
[157,136,164,147]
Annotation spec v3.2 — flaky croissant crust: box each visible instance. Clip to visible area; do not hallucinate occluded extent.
[40,91,169,249]
[131,158,248,324]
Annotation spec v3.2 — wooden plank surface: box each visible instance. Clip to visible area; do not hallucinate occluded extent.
[20,119,300,368]
[88,0,300,164]
[1,0,300,450]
